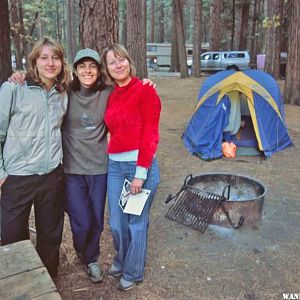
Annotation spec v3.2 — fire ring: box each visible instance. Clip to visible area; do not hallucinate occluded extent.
[166,173,266,232]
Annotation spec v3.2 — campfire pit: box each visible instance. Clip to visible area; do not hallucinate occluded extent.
[165,173,266,232]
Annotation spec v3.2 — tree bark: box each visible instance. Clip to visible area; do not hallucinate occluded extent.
[66,0,78,62]
[0,0,12,82]
[11,0,24,69]
[250,0,260,66]
[264,0,283,79]
[158,0,165,43]
[192,0,202,77]
[210,0,222,51]
[18,1,30,60]
[231,0,235,50]
[127,0,147,79]
[56,0,61,42]
[119,0,127,46]
[283,0,300,105]
[170,1,180,72]
[150,0,155,43]
[80,0,118,54]
[239,0,249,50]
[173,0,188,78]
[37,13,44,39]
[233,0,242,50]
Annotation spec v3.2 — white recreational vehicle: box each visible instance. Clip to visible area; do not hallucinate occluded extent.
[146,43,209,69]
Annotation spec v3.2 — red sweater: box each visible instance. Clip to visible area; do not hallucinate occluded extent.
[104,77,161,169]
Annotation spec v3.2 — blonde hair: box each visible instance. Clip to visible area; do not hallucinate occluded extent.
[26,37,71,92]
[100,44,136,86]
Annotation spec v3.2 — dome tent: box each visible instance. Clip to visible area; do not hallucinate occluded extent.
[182,69,293,160]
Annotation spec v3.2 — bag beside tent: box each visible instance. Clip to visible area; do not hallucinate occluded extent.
[182,69,293,161]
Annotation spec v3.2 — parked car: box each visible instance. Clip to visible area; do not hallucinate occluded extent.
[188,51,251,72]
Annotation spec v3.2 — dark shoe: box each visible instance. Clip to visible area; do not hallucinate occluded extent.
[87,262,103,283]
[117,277,137,291]
[108,265,122,278]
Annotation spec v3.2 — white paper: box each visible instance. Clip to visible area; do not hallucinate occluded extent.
[119,179,151,215]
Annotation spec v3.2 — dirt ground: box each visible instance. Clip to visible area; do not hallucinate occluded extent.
[53,76,300,300]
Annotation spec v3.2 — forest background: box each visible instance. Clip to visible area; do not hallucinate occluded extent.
[0,0,299,106]
[0,1,300,299]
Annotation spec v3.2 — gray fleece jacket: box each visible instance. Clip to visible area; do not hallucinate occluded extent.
[0,81,68,179]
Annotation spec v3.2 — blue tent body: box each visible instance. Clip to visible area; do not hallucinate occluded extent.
[182,70,293,160]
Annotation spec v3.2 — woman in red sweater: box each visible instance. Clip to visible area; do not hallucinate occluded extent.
[102,44,161,291]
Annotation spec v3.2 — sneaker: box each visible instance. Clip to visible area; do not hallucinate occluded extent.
[108,265,122,278]
[117,277,136,291]
[87,262,103,283]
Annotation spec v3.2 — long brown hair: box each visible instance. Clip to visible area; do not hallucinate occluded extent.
[100,44,136,86]
[26,37,71,92]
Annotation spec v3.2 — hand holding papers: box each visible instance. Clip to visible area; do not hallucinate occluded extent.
[119,179,151,215]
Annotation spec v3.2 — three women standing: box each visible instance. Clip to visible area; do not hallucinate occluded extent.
[2,41,161,291]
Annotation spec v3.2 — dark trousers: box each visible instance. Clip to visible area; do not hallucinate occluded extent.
[65,174,107,265]
[0,166,65,277]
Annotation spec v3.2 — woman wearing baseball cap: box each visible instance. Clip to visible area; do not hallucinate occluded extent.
[62,48,112,283]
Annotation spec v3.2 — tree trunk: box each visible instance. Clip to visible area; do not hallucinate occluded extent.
[173,0,188,78]
[239,0,249,50]
[273,0,283,79]
[233,0,242,50]
[79,0,118,54]
[28,12,39,40]
[281,1,289,53]
[11,0,24,69]
[210,0,222,51]
[192,0,202,77]
[37,13,44,39]
[264,0,282,79]
[283,0,300,105]
[158,0,165,43]
[231,0,235,50]
[150,0,155,42]
[264,0,274,73]
[170,1,180,72]
[0,0,12,82]
[127,0,147,79]
[18,1,29,63]
[250,0,260,66]
[66,0,78,62]
[119,0,127,46]
[56,0,61,42]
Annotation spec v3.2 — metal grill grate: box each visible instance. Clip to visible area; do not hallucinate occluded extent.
[165,174,245,233]
[165,186,225,233]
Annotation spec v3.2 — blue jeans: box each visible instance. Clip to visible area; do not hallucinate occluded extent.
[65,174,107,265]
[107,159,160,282]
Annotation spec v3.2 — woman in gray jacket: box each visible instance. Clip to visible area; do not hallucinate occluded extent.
[0,37,71,278]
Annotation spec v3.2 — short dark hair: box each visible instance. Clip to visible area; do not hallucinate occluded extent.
[71,58,106,91]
